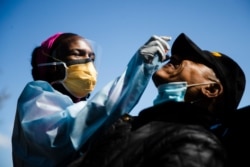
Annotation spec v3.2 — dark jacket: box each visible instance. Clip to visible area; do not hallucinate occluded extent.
[68,102,227,167]
[218,105,250,167]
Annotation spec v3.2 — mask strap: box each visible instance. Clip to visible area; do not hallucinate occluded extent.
[37,61,67,68]
[187,82,216,88]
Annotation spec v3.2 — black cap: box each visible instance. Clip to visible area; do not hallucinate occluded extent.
[171,33,246,112]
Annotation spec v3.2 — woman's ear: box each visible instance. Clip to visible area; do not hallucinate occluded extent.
[201,82,223,98]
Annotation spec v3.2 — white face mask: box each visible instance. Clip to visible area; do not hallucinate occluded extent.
[153,81,215,105]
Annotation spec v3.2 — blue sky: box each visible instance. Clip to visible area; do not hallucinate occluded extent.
[0,0,250,166]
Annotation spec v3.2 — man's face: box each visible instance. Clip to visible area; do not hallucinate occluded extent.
[152,54,216,87]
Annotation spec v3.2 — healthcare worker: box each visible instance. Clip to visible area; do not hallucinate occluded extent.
[11,32,171,167]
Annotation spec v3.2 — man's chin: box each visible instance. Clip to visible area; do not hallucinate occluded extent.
[152,73,167,88]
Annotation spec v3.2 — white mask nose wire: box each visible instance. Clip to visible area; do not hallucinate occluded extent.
[187,82,216,88]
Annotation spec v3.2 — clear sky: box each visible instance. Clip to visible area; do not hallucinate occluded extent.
[0,0,250,166]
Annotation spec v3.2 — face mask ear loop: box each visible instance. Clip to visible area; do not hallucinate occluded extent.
[187,82,216,88]
[187,82,217,105]
[39,49,65,64]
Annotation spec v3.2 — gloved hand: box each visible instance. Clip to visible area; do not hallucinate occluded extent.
[139,35,171,63]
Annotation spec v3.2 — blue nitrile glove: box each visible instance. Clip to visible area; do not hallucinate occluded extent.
[140,35,171,63]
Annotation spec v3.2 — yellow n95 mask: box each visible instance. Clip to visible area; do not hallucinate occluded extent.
[63,60,97,98]
[38,59,97,98]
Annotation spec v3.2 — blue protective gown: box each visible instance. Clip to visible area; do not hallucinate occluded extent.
[12,52,161,167]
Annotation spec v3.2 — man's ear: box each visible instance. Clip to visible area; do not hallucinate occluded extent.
[201,82,223,98]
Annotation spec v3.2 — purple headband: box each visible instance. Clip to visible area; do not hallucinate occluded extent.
[41,33,63,54]
[36,32,63,64]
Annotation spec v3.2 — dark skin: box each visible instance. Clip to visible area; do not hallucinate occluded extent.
[152,54,223,113]
[53,35,95,62]
[51,35,96,102]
